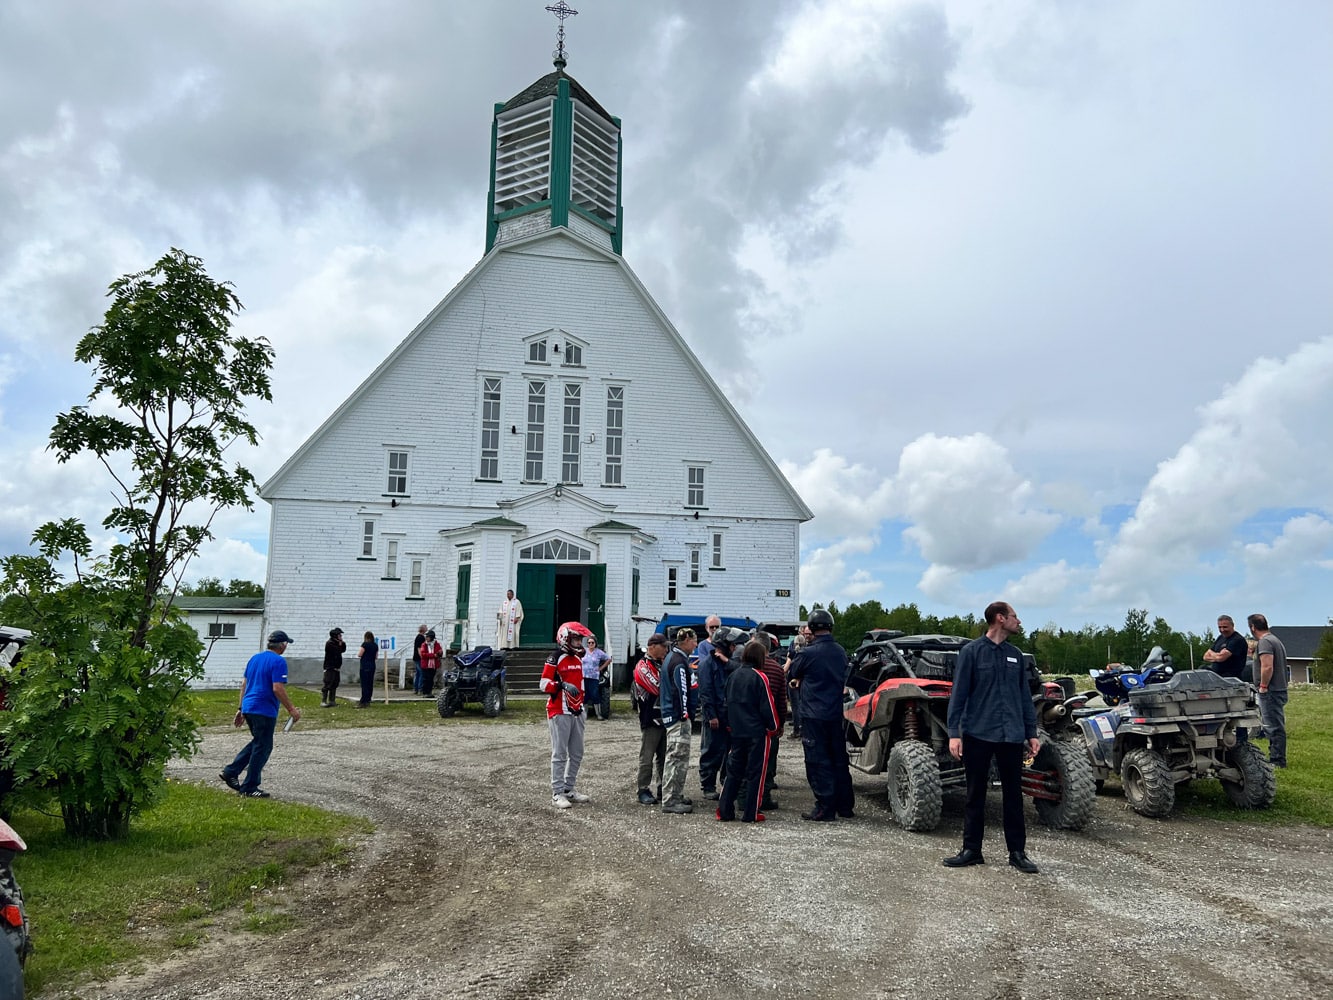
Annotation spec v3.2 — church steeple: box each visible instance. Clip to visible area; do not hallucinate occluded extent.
[486,5,623,255]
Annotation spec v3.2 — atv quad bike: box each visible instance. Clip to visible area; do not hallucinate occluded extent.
[842,634,1097,833]
[1077,647,1275,818]
[436,646,508,718]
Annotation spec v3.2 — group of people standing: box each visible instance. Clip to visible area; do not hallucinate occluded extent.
[323,627,389,708]
[1203,612,1289,768]
[626,610,854,824]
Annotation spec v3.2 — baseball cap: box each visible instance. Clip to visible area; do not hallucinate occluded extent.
[647,633,668,646]
[329,627,343,637]
[267,630,294,646]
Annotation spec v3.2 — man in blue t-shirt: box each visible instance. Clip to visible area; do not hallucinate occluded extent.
[220,630,302,798]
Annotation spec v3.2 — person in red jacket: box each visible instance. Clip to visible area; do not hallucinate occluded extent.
[418,630,443,697]
[540,621,594,809]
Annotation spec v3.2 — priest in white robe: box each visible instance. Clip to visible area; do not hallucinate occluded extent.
[496,589,524,649]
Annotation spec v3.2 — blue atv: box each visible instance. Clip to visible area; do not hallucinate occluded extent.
[436,646,508,718]
[1076,647,1274,817]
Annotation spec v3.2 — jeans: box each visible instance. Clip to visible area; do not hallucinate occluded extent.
[961,735,1026,854]
[223,713,278,794]
[548,713,586,796]
[413,663,423,694]
[584,676,600,717]
[359,665,376,705]
[1258,688,1288,765]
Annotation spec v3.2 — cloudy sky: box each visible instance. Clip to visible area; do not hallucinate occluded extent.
[2,0,1330,634]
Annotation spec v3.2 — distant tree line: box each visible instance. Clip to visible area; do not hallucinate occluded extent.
[799,601,1236,676]
[179,577,263,598]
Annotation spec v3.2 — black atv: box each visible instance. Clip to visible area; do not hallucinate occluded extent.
[436,646,508,718]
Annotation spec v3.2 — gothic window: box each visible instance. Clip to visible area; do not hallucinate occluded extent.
[604,386,623,485]
[525,381,546,481]
[561,383,581,483]
[479,377,501,480]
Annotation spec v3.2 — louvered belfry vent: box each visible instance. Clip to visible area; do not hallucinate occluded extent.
[570,100,618,221]
[495,100,554,213]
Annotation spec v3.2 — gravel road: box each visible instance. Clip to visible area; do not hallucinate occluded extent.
[56,716,1333,1000]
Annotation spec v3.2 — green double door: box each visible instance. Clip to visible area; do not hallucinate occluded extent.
[516,563,605,647]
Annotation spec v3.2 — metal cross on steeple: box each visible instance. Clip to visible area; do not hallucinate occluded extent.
[545,1,578,68]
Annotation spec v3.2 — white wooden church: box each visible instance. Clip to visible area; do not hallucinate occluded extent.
[259,49,811,668]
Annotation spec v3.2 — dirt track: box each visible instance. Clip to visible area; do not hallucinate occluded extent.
[57,715,1333,1000]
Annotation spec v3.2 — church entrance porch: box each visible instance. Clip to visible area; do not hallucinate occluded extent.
[514,562,606,649]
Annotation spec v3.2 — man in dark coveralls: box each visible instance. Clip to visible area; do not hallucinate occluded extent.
[943,601,1041,874]
[788,607,854,822]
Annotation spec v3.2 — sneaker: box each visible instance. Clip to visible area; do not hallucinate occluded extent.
[552,793,573,809]
[219,771,241,792]
[743,814,766,823]
[801,807,836,822]
[565,790,591,803]
[241,789,271,799]
[701,789,720,801]
[661,799,694,814]
[637,789,657,805]
[715,808,734,822]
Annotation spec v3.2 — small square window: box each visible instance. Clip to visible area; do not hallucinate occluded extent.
[207,622,237,639]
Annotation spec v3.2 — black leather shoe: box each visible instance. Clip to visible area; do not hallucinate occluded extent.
[637,789,656,805]
[701,789,720,801]
[1008,851,1039,874]
[942,848,985,868]
[801,808,836,822]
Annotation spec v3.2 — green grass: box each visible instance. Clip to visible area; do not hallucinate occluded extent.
[188,686,556,729]
[1175,684,1333,826]
[10,781,370,993]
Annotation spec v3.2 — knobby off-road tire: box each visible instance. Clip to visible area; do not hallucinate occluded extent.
[885,739,943,832]
[1032,739,1098,830]
[482,685,503,718]
[1221,742,1277,809]
[600,686,612,720]
[1121,747,1175,817]
[436,686,460,718]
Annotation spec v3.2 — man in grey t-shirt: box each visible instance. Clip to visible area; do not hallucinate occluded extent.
[1247,613,1288,768]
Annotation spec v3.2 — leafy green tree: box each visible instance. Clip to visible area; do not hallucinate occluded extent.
[180,577,264,598]
[0,248,273,839]
[1312,619,1333,684]
[1117,608,1151,665]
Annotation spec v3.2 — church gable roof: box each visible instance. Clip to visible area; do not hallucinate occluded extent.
[260,224,811,522]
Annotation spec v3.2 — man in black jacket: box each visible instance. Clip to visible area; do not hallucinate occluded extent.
[943,601,1041,874]
[321,628,345,707]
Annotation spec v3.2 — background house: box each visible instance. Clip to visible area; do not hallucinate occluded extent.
[176,596,265,688]
[1272,625,1330,684]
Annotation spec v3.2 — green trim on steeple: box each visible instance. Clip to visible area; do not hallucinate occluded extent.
[549,78,574,230]
[612,117,623,255]
[486,102,503,252]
